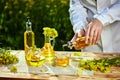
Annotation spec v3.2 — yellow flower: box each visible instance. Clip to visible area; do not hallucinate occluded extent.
[9,66,18,73]
[50,28,58,38]
[43,27,58,38]
[43,27,51,36]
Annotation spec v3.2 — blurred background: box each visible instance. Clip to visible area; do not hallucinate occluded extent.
[0,0,74,51]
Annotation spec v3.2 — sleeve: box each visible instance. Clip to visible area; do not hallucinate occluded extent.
[94,0,120,26]
[69,0,88,33]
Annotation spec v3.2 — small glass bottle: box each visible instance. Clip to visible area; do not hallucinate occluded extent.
[63,37,90,50]
[24,17,35,54]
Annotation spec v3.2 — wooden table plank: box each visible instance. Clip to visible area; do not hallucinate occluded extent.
[0,50,120,80]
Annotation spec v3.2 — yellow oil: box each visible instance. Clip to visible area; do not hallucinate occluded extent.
[24,31,44,67]
[24,31,35,54]
[73,37,90,49]
[41,43,55,62]
[25,52,45,67]
[55,57,69,67]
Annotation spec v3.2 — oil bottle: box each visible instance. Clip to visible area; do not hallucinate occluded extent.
[24,17,45,67]
[24,17,35,54]
[62,37,90,50]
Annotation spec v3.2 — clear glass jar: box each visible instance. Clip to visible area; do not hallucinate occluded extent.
[25,47,45,67]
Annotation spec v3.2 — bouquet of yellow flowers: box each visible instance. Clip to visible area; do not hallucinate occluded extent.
[43,27,58,38]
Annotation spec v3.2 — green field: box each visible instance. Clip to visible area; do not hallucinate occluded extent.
[0,0,74,51]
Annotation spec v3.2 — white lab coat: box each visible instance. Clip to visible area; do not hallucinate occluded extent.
[69,0,120,52]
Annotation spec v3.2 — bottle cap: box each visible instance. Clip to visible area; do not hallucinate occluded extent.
[26,17,32,27]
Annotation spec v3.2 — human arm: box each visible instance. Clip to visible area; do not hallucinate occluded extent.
[69,0,88,42]
[69,0,88,34]
[86,0,120,45]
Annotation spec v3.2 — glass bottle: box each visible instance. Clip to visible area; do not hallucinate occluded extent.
[24,17,35,54]
[63,36,90,50]
[41,35,55,63]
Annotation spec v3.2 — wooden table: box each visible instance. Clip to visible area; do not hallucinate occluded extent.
[0,50,120,80]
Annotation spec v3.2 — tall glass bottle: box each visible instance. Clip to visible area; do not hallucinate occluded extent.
[24,17,35,54]
[24,17,45,67]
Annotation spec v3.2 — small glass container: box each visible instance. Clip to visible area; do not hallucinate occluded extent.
[25,48,45,67]
[54,52,69,67]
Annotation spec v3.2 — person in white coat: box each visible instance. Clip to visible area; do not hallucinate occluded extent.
[69,0,120,52]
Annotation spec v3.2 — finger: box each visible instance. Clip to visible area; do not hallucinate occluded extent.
[79,29,85,37]
[78,31,81,37]
[71,33,78,42]
[87,22,95,45]
[93,28,98,44]
[96,25,103,43]
[86,22,92,44]
[89,27,95,45]
[96,30,101,43]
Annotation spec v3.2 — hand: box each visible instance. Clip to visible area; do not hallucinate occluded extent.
[85,18,103,45]
[71,29,85,42]
[71,29,85,50]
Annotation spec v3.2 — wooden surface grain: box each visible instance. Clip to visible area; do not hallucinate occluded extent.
[0,50,120,80]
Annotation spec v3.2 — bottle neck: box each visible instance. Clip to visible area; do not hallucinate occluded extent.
[26,25,32,31]
[26,20,32,31]
[45,35,50,43]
